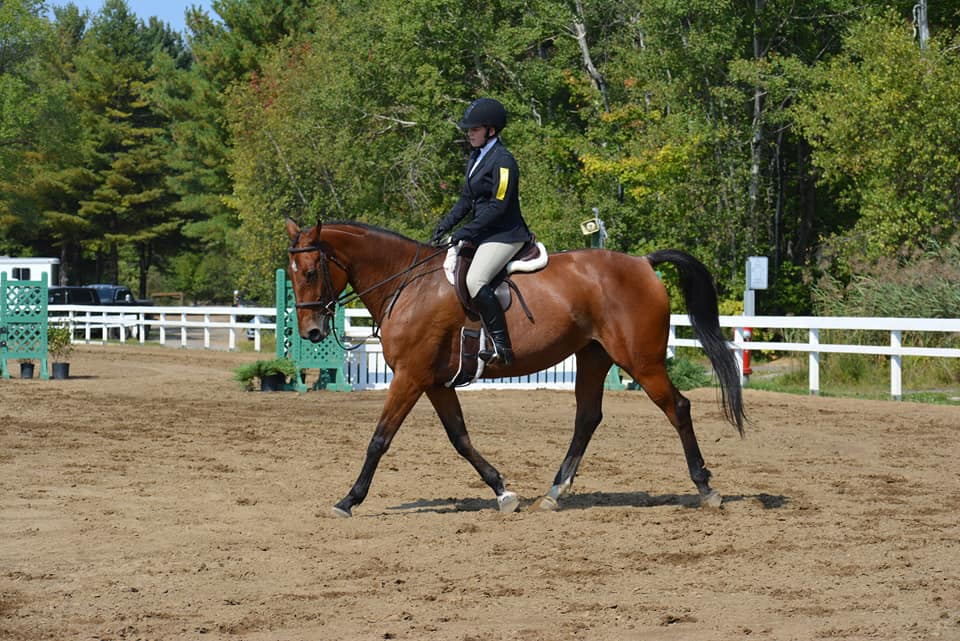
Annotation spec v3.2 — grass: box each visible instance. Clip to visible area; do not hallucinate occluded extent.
[670,348,960,406]
[744,353,960,406]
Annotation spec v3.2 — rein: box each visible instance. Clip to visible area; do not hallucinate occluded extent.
[288,235,448,349]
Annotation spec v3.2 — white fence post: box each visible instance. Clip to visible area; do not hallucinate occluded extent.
[891,330,902,401]
[809,328,820,396]
[179,312,188,348]
[228,313,237,351]
[203,313,212,349]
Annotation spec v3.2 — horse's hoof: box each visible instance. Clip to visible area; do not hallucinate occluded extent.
[530,495,559,512]
[331,505,352,518]
[497,491,519,514]
[700,490,723,509]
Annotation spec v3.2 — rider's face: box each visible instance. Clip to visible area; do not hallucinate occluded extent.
[466,126,492,148]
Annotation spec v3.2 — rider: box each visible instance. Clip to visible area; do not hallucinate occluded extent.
[431,97,532,367]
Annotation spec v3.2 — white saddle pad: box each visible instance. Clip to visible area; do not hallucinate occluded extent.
[444,241,548,285]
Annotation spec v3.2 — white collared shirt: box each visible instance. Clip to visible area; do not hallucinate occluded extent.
[469,137,499,176]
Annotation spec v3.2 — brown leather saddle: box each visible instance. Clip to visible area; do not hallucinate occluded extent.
[451,236,545,320]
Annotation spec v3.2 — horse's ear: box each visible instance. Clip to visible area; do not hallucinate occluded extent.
[285,216,300,240]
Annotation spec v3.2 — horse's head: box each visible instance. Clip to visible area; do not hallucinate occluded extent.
[285,217,349,343]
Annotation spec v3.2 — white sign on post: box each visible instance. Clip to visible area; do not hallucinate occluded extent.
[746,256,768,290]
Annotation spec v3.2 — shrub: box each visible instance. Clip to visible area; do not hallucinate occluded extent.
[666,356,712,390]
[233,358,297,390]
[813,234,960,321]
[47,324,74,362]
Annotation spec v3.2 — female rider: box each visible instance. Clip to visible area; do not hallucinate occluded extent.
[431,98,533,367]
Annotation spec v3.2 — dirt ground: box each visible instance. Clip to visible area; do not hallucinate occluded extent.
[1,345,959,641]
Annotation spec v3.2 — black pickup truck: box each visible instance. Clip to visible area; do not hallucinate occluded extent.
[48,286,101,305]
[87,284,152,306]
[89,284,153,339]
[49,284,153,339]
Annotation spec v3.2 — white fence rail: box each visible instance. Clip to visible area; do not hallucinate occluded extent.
[676,315,960,399]
[48,305,276,352]
[50,305,959,399]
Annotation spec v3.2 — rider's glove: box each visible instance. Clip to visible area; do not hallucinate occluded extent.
[430,224,449,246]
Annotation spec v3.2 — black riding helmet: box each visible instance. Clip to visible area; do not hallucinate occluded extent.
[457,98,507,131]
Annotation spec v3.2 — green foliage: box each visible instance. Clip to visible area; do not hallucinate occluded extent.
[1,0,957,313]
[666,356,712,391]
[232,357,297,390]
[753,353,960,403]
[813,235,960,321]
[763,261,813,316]
[793,10,960,260]
[47,323,73,361]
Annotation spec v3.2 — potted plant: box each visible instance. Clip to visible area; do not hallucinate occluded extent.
[233,357,297,391]
[18,359,36,379]
[47,323,74,379]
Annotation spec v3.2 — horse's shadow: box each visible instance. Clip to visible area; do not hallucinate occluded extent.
[387,491,788,514]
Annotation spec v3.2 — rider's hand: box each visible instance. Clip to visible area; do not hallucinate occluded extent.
[450,228,471,244]
[430,225,449,246]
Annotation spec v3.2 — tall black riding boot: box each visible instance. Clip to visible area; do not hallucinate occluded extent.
[473,284,514,366]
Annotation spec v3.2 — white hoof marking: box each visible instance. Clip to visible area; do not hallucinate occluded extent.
[497,491,519,514]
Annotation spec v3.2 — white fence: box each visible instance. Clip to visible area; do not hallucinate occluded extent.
[49,305,276,352]
[50,305,959,399]
[677,315,960,400]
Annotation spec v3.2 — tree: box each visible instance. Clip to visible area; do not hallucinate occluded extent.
[0,0,56,255]
[793,10,960,266]
[147,0,320,302]
[66,0,187,295]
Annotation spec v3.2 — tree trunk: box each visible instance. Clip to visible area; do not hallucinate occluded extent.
[573,0,609,112]
[749,0,766,222]
[138,242,150,299]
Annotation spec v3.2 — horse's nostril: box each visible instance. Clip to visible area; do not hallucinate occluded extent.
[307,328,324,343]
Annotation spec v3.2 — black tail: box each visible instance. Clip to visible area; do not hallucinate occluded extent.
[647,249,745,435]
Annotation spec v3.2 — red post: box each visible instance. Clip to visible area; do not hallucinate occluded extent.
[743,327,753,376]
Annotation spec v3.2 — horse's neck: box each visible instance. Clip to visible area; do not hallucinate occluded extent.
[326,226,426,322]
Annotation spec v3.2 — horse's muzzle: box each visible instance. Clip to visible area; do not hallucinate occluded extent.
[303,313,332,343]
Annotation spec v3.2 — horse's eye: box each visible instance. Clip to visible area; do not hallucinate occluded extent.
[305,268,318,283]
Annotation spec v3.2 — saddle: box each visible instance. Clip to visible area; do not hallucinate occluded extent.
[443,236,548,319]
[443,237,548,388]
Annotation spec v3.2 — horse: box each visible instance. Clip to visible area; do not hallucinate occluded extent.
[285,219,745,517]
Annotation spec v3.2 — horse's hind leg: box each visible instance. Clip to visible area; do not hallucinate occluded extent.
[531,342,611,511]
[634,364,722,508]
[425,385,518,513]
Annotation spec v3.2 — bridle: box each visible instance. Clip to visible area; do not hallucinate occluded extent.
[287,225,449,348]
[287,236,345,316]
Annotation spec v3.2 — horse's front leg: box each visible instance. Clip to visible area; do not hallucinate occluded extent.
[425,385,519,514]
[332,374,424,518]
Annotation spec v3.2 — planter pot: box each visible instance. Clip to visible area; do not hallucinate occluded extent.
[19,362,35,379]
[51,362,70,380]
[260,373,287,392]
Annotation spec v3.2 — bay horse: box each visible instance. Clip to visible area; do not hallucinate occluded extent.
[286,219,744,517]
